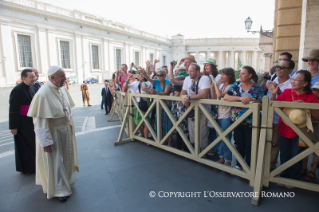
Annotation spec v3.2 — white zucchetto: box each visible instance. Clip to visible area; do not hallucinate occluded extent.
[48,65,62,76]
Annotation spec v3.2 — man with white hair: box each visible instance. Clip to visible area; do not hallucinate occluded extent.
[28,65,79,202]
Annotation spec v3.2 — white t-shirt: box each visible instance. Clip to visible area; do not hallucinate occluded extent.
[266,77,292,124]
[215,74,221,85]
[128,81,153,102]
[182,76,210,112]
[217,84,232,119]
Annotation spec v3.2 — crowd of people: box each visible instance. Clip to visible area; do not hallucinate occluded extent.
[105,49,319,188]
[7,48,319,202]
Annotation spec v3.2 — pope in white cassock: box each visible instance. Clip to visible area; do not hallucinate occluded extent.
[28,66,79,202]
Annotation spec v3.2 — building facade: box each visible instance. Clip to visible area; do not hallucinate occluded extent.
[0,0,265,87]
[273,0,319,69]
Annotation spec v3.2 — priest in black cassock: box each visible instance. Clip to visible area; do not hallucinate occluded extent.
[9,69,36,174]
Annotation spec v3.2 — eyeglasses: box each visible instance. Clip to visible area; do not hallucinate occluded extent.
[291,78,304,82]
[276,65,290,70]
[157,74,164,77]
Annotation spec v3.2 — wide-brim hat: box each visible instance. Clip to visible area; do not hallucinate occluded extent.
[302,49,319,62]
[283,108,313,131]
[183,55,197,63]
[205,58,218,67]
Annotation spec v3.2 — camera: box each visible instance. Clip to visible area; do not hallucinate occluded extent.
[170,60,177,66]
[263,74,271,80]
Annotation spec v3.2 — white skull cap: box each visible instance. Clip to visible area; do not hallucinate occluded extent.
[48,65,62,76]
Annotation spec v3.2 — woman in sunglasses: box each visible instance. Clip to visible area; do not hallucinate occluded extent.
[224,66,264,170]
[141,67,172,143]
[121,70,137,92]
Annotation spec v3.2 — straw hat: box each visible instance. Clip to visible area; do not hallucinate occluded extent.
[205,58,218,67]
[302,49,319,62]
[183,55,197,63]
[282,108,313,131]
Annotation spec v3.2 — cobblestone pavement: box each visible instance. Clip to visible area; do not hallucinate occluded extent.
[0,84,121,155]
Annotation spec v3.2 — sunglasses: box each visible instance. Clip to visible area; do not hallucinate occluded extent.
[276,65,290,70]
[191,82,196,92]
[128,70,134,73]
[157,74,164,77]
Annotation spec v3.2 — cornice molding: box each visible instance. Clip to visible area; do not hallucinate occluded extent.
[0,2,171,45]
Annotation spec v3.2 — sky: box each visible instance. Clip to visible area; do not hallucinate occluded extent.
[38,0,275,39]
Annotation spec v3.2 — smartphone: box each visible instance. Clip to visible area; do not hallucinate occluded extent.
[208,75,213,83]
[150,64,154,71]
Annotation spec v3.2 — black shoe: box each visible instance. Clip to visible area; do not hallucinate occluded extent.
[88,105,92,106]
[58,196,68,202]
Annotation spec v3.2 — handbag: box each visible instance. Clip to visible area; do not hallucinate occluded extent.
[188,76,201,118]
[138,84,148,112]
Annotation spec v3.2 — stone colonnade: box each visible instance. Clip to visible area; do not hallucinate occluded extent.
[189,50,263,71]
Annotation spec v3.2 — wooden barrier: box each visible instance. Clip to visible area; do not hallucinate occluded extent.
[111,92,319,206]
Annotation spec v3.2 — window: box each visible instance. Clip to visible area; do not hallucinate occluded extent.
[92,45,99,69]
[60,41,71,69]
[17,35,33,67]
[134,52,139,67]
[150,53,153,64]
[116,49,121,70]
[162,56,166,65]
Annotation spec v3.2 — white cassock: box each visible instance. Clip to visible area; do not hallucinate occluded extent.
[27,80,79,199]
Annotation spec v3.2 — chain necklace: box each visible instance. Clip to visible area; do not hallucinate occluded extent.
[51,87,70,120]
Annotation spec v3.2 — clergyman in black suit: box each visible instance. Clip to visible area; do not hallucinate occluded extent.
[101,81,112,115]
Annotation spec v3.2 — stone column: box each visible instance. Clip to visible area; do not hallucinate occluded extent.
[142,46,146,68]
[82,35,90,80]
[47,28,57,66]
[0,22,13,86]
[256,51,262,71]
[242,51,246,65]
[252,51,258,69]
[218,51,223,68]
[229,50,235,68]
[74,33,84,83]
[37,26,49,74]
[102,38,110,78]
[195,51,200,64]
[206,51,211,60]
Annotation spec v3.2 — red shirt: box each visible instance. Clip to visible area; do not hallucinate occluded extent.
[276,89,319,138]
[118,73,129,92]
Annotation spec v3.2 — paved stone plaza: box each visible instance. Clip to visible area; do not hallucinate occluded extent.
[0,84,319,212]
